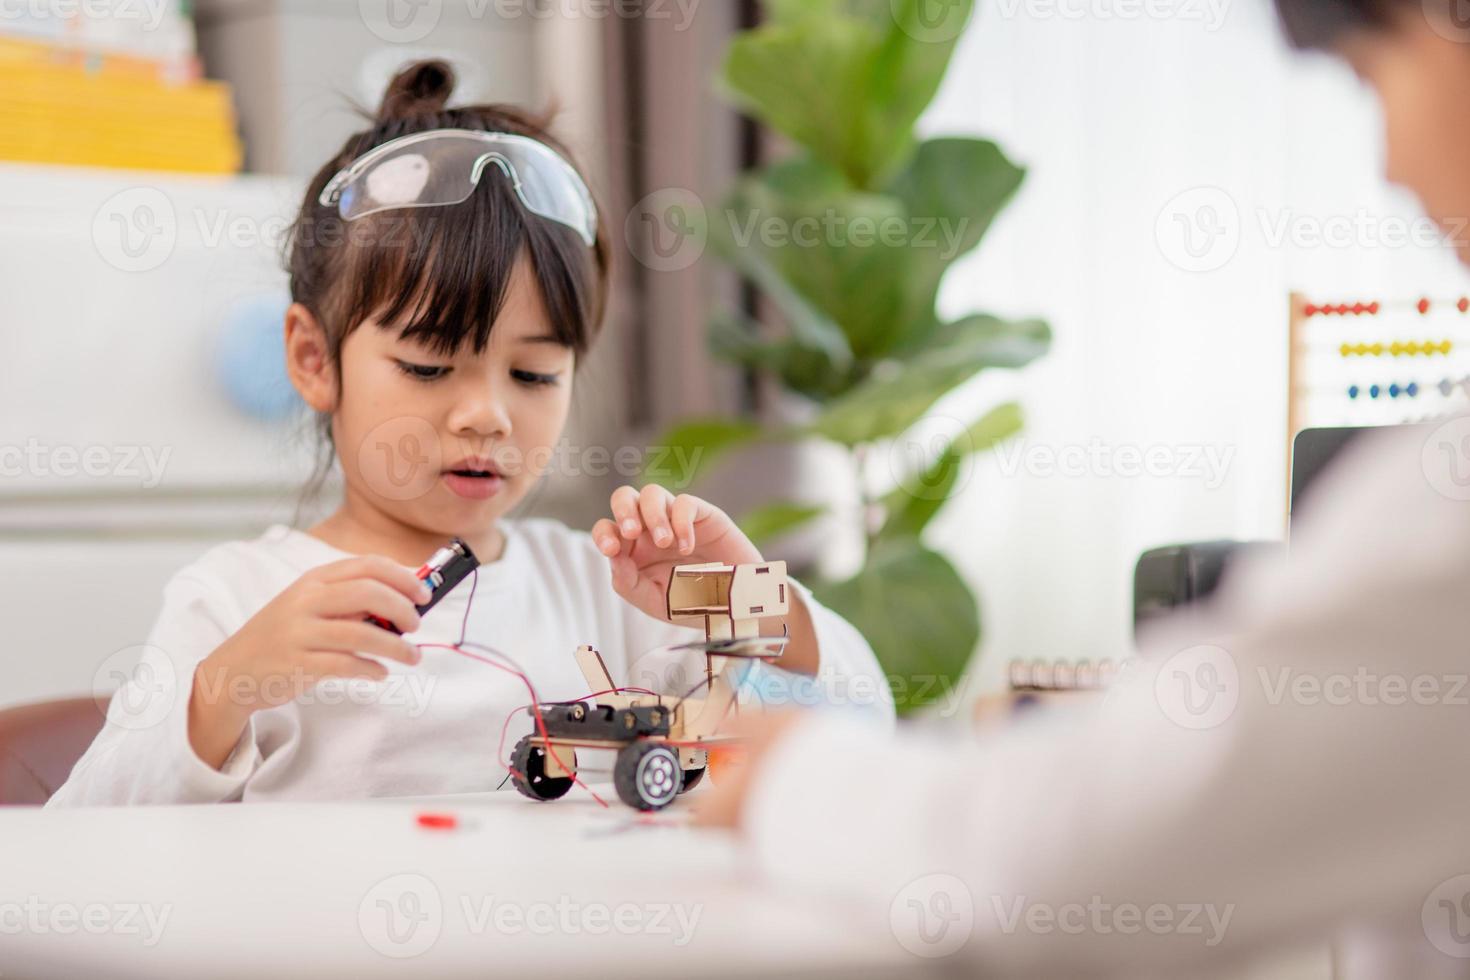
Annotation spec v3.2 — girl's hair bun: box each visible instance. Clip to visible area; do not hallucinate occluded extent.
[377,59,456,121]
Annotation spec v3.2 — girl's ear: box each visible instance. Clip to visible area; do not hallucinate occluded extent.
[284,303,338,413]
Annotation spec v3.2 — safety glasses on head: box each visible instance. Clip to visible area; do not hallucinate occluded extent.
[318,128,598,246]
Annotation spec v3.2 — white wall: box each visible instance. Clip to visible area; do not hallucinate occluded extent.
[919,0,1470,688]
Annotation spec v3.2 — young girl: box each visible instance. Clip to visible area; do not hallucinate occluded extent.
[48,60,889,806]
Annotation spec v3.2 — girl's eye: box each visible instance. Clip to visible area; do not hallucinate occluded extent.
[395,360,450,382]
[511,369,561,388]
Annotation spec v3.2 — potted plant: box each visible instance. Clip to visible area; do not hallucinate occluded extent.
[653,0,1050,712]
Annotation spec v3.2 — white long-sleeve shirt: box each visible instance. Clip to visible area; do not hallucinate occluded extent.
[743,419,1470,977]
[48,518,891,806]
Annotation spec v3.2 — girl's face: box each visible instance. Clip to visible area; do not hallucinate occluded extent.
[1339,15,1470,266]
[331,255,576,540]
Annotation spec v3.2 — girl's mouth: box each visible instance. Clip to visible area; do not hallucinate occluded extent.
[442,464,504,500]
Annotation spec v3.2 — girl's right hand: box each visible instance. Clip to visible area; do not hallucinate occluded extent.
[187,556,431,768]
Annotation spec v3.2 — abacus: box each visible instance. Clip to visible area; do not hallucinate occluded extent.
[1287,291,1470,458]
[1289,294,1470,427]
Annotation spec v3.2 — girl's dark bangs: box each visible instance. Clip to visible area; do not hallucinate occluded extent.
[334,174,593,356]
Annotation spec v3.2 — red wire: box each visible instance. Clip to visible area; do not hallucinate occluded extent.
[418,641,610,808]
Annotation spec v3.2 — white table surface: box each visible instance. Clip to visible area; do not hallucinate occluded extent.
[0,786,928,979]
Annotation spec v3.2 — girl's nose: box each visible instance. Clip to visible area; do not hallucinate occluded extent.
[447,386,513,440]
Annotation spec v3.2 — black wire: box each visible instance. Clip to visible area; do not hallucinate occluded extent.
[456,568,478,647]
[446,566,514,792]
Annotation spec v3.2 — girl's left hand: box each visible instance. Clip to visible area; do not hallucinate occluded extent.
[592,484,762,625]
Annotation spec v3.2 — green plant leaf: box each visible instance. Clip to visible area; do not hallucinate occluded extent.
[719,0,972,188]
[720,158,936,359]
[885,138,1026,351]
[642,419,762,490]
[762,0,894,23]
[737,501,828,545]
[880,401,1025,539]
[881,445,964,540]
[710,214,856,370]
[925,314,1052,369]
[807,360,978,445]
[812,538,980,713]
[708,314,855,401]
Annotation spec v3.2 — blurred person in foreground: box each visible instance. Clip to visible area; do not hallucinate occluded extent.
[698,1,1470,976]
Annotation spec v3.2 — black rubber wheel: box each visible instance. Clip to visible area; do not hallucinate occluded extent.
[510,735,576,801]
[679,766,706,793]
[613,742,682,811]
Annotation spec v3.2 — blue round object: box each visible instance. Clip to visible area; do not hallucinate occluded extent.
[1347,385,1359,399]
[1408,382,1420,397]
[1369,384,1381,399]
[215,294,301,422]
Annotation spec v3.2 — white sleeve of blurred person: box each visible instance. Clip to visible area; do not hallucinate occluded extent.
[740,418,1470,976]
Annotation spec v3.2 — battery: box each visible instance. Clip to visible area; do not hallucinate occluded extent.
[366,537,480,634]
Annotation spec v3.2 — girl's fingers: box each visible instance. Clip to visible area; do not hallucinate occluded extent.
[610,485,643,539]
[638,484,676,549]
[591,518,623,557]
[670,494,701,554]
[609,554,666,613]
[317,579,422,634]
[609,553,638,596]
[313,555,431,603]
[312,620,422,665]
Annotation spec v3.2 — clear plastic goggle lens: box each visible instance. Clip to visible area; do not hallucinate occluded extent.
[319,129,597,246]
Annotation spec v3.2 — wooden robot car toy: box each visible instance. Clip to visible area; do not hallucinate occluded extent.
[510,560,790,810]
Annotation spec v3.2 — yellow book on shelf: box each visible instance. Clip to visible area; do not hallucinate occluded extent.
[0,58,241,174]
